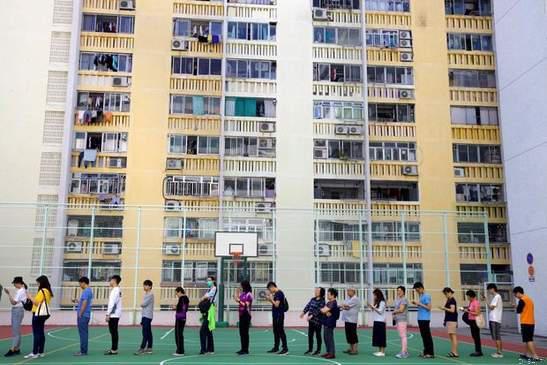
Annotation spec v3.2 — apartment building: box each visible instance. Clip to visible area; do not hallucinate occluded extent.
[34,0,512,319]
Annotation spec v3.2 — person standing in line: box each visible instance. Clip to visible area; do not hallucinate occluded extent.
[266,281,289,355]
[300,287,325,355]
[135,280,154,355]
[393,286,409,359]
[72,277,93,356]
[234,280,253,355]
[3,277,27,357]
[24,275,53,359]
[439,287,458,358]
[199,276,217,355]
[172,287,189,357]
[513,286,541,361]
[368,288,387,357]
[461,290,483,357]
[105,275,122,355]
[487,283,504,358]
[320,288,339,360]
[340,288,360,355]
[412,282,434,358]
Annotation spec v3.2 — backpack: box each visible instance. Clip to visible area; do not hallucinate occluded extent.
[283,296,289,313]
[23,299,33,311]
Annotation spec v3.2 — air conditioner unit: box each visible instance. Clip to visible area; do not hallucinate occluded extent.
[259,122,275,132]
[314,148,328,159]
[103,243,121,255]
[112,77,130,87]
[335,125,349,135]
[255,202,274,213]
[119,0,135,10]
[65,241,83,253]
[399,30,412,40]
[348,126,363,135]
[172,38,189,51]
[454,167,465,177]
[399,39,412,48]
[109,158,125,168]
[400,52,413,62]
[399,89,414,99]
[258,243,273,256]
[165,200,181,211]
[257,289,269,300]
[312,8,329,21]
[166,158,183,170]
[67,219,79,236]
[316,243,331,257]
[402,165,418,176]
[164,244,181,256]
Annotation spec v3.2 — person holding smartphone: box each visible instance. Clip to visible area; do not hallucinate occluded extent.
[234,280,253,355]
[4,277,28,357]
[105,275,122,355]
[72,277,93,356]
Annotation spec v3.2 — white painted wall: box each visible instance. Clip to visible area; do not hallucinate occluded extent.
[494,0,547,336]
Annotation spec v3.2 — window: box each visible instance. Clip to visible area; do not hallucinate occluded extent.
[447,33,493,51]
[445,0,491,16]
[225,97,276,118]
[74,132,127,152]
[313,27,361,46]
[77,92,131,112]
[365,0,410,12]
[314,140,364,160]
[453,144,501,164]
[314,179,365,200]
[224,261,273,284]
[458,222,508,243]
[70,173,126,195]
[173,19,222,38]
[460,264,488,285]
[170,95,221,115]
[316,221,366,241]
[227,22,276,41]
[371,181,419,201]
[313,63,362,83]
[449,69,496,88]
[79,52,133,72]
[223,218,274,242]
[370,141,417,161]
[369,103,415,123]
[368,66,414,85]
[162,261,217,283]
[319,262,360,284]
[224,177,275,198]
[168,135,219,155]
[372,222,421,241]
[66,215,123,238]
[63,261,121,282]
[313,101,364,121]
[450,106,498,125]
[164,176,219,197]
[164,217,217,239]
[456,183,503,203]
[225,137,276,158]
[313,0,360,9]
[374,263,422,285]
[226,59,277,80]
[366,29,401,48]
[82,14,134,33]
[171,57,222,76]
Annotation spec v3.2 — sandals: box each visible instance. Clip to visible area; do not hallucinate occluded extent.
[447,352,459,358]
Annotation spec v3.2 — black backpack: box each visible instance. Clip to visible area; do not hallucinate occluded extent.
[282,294,289,313]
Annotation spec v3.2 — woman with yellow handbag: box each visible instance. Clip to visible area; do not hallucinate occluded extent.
[24,276,53,360]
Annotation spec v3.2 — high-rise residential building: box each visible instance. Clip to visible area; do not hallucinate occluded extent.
[1,0,512,323]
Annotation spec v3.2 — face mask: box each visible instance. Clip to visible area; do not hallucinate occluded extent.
[207,280,213,288]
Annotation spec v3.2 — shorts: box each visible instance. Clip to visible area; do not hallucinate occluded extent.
[489,321,501,341]
[521,324,535,343]
[446,321,457,334]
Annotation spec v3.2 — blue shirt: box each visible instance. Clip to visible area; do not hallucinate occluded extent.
[417,293,431,321]
[272,291,285,319]
[77,287,93,318]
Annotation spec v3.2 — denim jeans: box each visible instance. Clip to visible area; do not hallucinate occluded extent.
[140,317,153,349]
[77,316,90,354]
[32,315,49,354]
[11,307,24,350]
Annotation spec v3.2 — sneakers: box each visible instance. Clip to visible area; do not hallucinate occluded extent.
[278,349,289,355]
[470,352,484,357]
[172,352,185,357]
[104,350,118,355]
[134,349,145,356]
[373,352,386,357]
[73,352,87,356]
[24,353,38,359]
[491,352,504,358]
[237,350,249,355]
[267,348,279,353]
[312,350,321,356]
[324,354,336,359]
[396,352,409,359]
[4,350,20,357]
[304,350,312,355]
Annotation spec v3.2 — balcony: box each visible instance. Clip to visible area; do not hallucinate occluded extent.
[225,79,277,97]
[369,123,416,139]
[459,244,511,264]
[367,48,414,65]
[224,117,276,136]
[314,160,365,179]
[373,243,422,262]
[173,0,224,18]
[78,72,132,92]
[63,239,123,259]
[449,87,497,106]
[80,33,134,51]
[71,152,126,172]
[313,199,420,218]
[166,156,220,176]
[67,195,124,211]
[366,12,411,27]
[313,46,361,63]
[224,158,277,177]
[452,125,499,143]
[368,85,414,102]
[83,0,119,11]
[163,198,220,218]
[168,115,221,135]
[313,82,363,100]
[457,203,506,221]
[448,51,495,69]
[226,3,277,21]
[370,162,418,180]
[454,165,504,181]
[61,282,111,307]
[174,38,223,57]
[170,76,222,96]
[446,15,493,33]
[226,40,277,59]
[74,112,130,129]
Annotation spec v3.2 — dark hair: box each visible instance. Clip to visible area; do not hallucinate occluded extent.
[397,285,406,294]
[487,283,498,291]
[110,275,122,284]
[513,286,524,295]
[241,280,252,293]
[413,282,424,290]
[143,279,153,287]
[442,287,454,294]
[13,276,28,290]
[36,275,53,297]
[79,277,90,285]
[208,276,217,287]
[175,286,185,294]
[266,281,277,289]
[318,287,326,298]
[466,289,477,298]
[373,288,385,307]
[327,288,338,298]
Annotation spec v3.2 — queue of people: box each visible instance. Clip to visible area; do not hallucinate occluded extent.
[2,276,543,362]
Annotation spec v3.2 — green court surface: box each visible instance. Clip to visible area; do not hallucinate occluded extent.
[0,327,528,365]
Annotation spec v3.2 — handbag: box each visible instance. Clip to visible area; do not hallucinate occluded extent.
[462,311,471,325]
[36,290,50,317]
[23,299,33,311]
[475,313,486,328]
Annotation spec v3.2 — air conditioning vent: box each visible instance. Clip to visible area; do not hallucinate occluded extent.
[259,122,275,132]
[112,77,130,87]
[312,8,329,20]
[165,200,181,211]
[258,243,273,256]
[119,0,135,10]
[164,244,181,256]
[400,52,413,62]
[65,241,83,253]
[314,148,328,159]
[399,30,412,40]
[399,39,412,48]
[172,38,189,51]
[255,202,274,213]
[103,243,121,255]
[402,165,418,176]
[454,167,465,177]
[399,89,414,99]
[166,158,183,170]
[257,289,269,300]
[347,126,363,135]
[335,125,349,135]
[316,243,331,257]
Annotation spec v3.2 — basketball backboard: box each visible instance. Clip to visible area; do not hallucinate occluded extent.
[215,231,258,258]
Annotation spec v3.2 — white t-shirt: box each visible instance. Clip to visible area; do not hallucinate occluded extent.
[489,293,503,323]
[372,301,386,323]
[13,288,27,308]
[107,287,122,318]
[206,286,217,305]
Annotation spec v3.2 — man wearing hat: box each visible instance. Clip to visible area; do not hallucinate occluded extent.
[4,276,28,357]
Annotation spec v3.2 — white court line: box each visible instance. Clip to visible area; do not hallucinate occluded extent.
[161,328,174,340]
[159,354,341,365]
[292,329,308,337]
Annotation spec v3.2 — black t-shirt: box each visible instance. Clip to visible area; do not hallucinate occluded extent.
[272,290,285,319]
[444,297,458,322]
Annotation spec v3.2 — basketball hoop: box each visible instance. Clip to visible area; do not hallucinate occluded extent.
[229,244,244,271]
